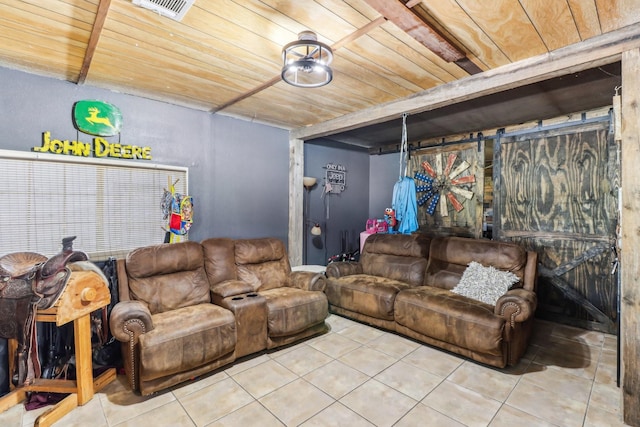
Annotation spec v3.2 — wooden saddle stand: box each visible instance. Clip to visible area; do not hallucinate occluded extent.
[0,237,115,427]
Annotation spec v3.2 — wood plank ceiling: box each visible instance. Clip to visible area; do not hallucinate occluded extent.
[0,0,637,148]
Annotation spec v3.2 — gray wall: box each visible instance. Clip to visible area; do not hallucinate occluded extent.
[369,152,401,219]
[304,143,370,265]
[0,67,291,244]
[0,67,376,255]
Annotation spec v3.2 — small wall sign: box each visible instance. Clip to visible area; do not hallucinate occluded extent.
[325,162,346,193]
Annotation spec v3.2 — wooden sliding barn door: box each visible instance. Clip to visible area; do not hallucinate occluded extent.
[494,121,619,333]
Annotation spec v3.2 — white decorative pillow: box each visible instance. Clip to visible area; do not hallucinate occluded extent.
[451,261,519,305]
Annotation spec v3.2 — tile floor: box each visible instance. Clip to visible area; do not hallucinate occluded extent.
[0,314,629,427]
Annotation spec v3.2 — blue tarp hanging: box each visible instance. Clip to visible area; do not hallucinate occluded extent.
[392,113,418,234]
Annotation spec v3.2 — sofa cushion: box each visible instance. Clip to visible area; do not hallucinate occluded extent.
[259,287,328,337]
[235,238,291,291]
[360,233,430,287]
[395,287,505,356]
[126,241,210,314]
[139,303,236,381]
[451,261,519,305]
[202,237,237,285]
[425,237,528,290]
[325,274,415,321]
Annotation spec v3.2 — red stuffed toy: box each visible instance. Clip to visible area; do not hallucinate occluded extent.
[384,208,397,231]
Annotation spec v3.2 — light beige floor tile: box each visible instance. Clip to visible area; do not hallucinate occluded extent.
[584,405,629,427]
[178,377,254,426]
[21,405,51,427]
[338,346,398,377]
[337,323,385,344]
[506,379,587,427]
[550,322,605,347]
[395,403,465,427]
[273,344,333,376]
[0,402,23,427]
[113,400,194,427]
[533,338,600,381]
[365,331,420,359]
[50,396,108,427]
[374,360,443,401]
[299,401,375,427]
[267,340,308,359]
[603,334,618,352]
[303,360,370,399]
[340,379,417,427]
[401,345,463,378]
[325,314,359,333]
[595,349,618,385]
[99,376,176,426]
[488,404,556,427]
[308,331,362,358]
[589,381,622,414]
[447,361,520,402]
[501,355,533,376]
[171,370,229,399]
[231,359,297,399]
[8,317,624,427]
[520,362,593,404]
[207,401,284,427]
[223,353,271,377]
[422,380,501,427]
[259,379,334,426]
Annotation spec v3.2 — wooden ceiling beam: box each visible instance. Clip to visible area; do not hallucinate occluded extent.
[363,0,465,62]
[77,0,111,85]
[291,23,640,141]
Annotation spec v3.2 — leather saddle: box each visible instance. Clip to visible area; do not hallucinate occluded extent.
[0,236,88,387]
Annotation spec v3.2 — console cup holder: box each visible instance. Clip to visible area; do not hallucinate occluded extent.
[231,296,244,300]
[247,293,258,297]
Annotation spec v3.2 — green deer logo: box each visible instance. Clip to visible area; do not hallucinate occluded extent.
[73,100,122,136]
[85,107,116,130]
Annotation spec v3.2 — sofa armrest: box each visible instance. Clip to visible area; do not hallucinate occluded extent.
[495,288,537,327]
[210,279,255,305]
[290,271,326,292]
[325,262,362,278]
[109,300,154,344]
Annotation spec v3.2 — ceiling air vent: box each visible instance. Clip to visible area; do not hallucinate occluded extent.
[132,0,195,22]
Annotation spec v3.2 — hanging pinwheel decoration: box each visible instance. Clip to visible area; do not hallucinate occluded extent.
[415,152,476,216]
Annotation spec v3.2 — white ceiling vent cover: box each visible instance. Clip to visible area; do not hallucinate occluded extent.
[132,0,195,21]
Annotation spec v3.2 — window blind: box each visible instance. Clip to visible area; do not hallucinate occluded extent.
[0,149,187,260]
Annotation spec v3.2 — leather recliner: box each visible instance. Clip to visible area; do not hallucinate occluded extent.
[109,241,236,396]
[110,237,329,395]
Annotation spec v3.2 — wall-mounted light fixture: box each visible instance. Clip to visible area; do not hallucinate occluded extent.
[282,31,333,88]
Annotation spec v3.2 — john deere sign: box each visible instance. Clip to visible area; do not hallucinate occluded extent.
[73,100,123,136]
[32,100,152,160]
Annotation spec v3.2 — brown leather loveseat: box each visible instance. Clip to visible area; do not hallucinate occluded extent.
[325,234,538,368]
[110,237,328,395]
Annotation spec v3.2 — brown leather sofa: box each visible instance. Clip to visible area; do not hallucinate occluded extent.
[325,234,538,368]
[110,237,328,395]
